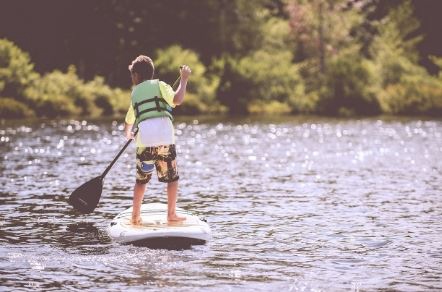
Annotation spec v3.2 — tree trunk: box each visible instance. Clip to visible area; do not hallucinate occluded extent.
[318,1,326,74]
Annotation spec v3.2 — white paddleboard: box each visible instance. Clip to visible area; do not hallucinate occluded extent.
[107,203,211,247]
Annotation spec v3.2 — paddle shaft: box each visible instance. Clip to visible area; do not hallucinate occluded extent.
[171,66,184,89]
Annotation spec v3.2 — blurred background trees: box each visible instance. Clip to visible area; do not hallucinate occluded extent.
[0,0,441,118]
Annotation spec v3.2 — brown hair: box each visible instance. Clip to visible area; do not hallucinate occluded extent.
[128,55,154,80]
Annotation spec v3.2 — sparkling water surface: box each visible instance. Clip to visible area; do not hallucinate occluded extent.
[1,116,441,291]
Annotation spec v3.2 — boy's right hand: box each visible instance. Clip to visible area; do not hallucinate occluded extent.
[180,65,191,80]
[125,130,135,140]
[124,123,135,140]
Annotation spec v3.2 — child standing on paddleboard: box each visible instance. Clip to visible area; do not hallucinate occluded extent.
[124,55,191,224]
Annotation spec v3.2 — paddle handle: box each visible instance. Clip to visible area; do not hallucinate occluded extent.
[101,129,138,179]
[171,66,183,89]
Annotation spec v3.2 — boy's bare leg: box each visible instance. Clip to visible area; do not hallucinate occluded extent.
[132,182,146,225]
[167,180,186,221]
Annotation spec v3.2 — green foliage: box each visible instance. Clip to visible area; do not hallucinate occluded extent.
[217,57,253,115]
[24,66,129,118]
[375,48,442,116]
[377,0,422,62]
[241,50,301,103]
[217,50,304,114]
[287,0,365,64]
[203,0,268,57]
[378,75,442,116]
[317,47,380,115]
[1,0,441,119]
[0,39,131,119]
[0,97,34,119]
[155,45,221,114]
[369,0,442,116]
[429,56,442,80]
[289,91,321,114]
[248,100,292,115]
[287,0,377,115]
[218,16,304,115]
[260,17,293,52]
[0,39,38,99]
[85,76,129,116]
[24,67,81,117]
[370,0,422,87]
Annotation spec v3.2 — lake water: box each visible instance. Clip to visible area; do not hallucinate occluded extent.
[1,116,441,291]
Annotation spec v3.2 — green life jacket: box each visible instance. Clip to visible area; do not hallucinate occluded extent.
[131,79,173,128]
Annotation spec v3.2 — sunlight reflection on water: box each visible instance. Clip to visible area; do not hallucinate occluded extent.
[0,116,441,291]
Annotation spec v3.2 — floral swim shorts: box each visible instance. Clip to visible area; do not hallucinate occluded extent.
[135,144,179,184]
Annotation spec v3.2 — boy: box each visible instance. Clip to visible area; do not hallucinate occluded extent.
[124,55,191,224]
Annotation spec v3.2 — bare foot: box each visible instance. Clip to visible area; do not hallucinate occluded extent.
[168,214,186,222]
[131,216,142,225]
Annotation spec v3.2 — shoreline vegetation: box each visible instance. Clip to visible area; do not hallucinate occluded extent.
[1,113,440,128]
[1,1,441,120]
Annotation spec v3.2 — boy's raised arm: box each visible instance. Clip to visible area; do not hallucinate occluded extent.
[173,65,191,106]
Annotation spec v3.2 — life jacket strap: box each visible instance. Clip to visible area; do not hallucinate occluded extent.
[134,96,171,119]
[137,106,171,117]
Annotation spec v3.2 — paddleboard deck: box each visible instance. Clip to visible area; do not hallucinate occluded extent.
[107,203,211,248]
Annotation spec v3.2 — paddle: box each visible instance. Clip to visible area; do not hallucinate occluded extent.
[68,129,138,214]
[68,71,183,214]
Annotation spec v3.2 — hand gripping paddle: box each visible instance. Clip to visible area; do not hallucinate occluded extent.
[68,130,137,214]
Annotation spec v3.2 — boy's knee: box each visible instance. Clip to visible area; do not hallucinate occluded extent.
[135,174,151,185]
[135,180,147,186]
[168,178,179,184]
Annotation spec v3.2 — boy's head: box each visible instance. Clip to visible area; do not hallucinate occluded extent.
[128,55,154,85]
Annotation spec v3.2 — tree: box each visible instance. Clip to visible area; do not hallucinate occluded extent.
[370,0,422,87]
[217,16,304,114]
[287,0,368,71]
[286,0,380,115]
[371,0,442,116]
[0,38,38,100]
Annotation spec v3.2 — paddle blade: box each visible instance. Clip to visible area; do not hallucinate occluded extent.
[68,176,103,214]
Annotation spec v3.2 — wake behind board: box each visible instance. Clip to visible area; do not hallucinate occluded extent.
[107,203,211,248]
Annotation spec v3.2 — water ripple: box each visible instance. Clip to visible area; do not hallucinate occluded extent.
[1,117,441,291]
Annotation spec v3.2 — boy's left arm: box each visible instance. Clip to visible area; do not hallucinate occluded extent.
[159,81,176,108]
[124,104,135,140]
[159,65,191,107]
[173,65,191,105]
